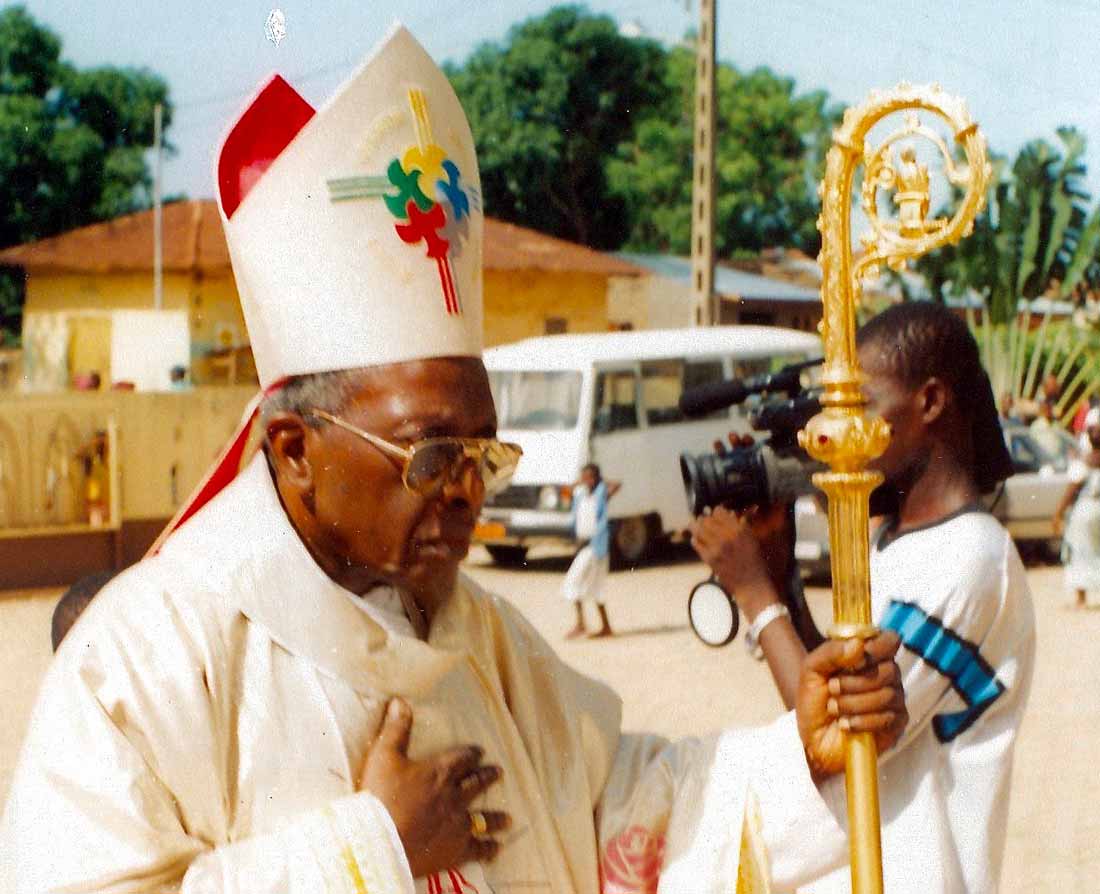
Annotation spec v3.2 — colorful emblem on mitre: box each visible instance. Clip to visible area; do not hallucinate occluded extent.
[326,88,480,316]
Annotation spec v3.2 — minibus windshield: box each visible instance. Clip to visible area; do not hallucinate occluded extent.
[489,370,582,430]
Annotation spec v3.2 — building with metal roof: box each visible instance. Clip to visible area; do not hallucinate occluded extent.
[611,252,823,332]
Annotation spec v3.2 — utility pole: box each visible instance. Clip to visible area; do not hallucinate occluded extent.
[153,103,164,311]
[690,0,717,326]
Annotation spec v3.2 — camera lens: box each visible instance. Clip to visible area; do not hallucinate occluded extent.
[680,448,767,515]
[680,452,706,516]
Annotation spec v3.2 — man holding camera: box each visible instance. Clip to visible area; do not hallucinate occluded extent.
[693,301,1036,893]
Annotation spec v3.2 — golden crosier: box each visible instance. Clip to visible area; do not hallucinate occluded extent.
[797,84,990,894]
[807,82,992,423]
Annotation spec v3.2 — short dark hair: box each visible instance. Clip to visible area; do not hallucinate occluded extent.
[857,301,1014,492]
[259,369,364,430]
[51,571,115,652]
[857,301,979,393]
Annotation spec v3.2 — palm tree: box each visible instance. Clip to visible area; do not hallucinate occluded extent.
[913,129,1100,422]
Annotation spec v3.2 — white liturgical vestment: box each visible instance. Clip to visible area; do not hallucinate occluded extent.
[1,456,850,894]
[810,510,1035,894]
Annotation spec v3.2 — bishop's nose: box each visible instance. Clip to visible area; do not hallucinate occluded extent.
[440,455,484,510]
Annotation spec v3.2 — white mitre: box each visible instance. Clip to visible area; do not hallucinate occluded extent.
[150,25,483,552]
[217,22,483,388]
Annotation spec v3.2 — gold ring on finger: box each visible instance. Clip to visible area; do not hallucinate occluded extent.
[469,810,489,839]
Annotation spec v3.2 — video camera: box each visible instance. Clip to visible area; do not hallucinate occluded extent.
[678,358,824,648]
[678,358,824,515]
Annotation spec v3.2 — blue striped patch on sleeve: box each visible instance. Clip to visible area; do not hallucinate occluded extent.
[880,600,1005,743]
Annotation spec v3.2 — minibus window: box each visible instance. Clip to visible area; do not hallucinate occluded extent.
[683,360,726,420]
[641,360,684,426]
[490,371,582,430]
[593,371,638,433]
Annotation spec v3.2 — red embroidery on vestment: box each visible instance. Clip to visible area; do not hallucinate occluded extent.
[600,825,665,894]
[426,868,478,893]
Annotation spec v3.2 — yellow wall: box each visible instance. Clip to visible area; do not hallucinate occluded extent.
[185,273,248,352]
[67,314,112,382]
[26,267,620,375]
[24,271,252,385]
[184,273,253,383]
[483,269,611,346]
[606,274,650,330]
[0,386,255,527]
[611,273,692,330]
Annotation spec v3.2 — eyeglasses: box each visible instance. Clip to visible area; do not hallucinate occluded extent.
[308,409,522,497]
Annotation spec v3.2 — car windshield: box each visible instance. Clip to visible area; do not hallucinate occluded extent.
[1005,424,1076,472]
[489,370,582,430]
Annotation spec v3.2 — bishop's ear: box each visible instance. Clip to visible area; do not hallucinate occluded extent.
[265,412,316,494]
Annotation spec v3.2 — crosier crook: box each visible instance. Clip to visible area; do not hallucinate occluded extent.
[797,83,991,894]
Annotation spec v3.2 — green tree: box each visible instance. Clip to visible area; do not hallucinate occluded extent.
[0,6,175,342]
[606,45,839,255]
[447,6,667,248]
[0,265,21,347]
[915,128,1100,320]
[449,8,837,255]
[914,129,1100,414]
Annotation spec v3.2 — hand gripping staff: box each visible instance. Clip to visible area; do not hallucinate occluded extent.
[796,84,991,894]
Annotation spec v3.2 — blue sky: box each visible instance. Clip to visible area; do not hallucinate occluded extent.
[23,0,1100,204]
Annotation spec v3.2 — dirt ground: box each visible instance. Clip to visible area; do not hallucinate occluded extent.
[1,547,1096,891]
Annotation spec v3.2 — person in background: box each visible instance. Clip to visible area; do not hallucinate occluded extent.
[1028,399,1066,458]
[563,463,620,638]
[692,301,1036,893]
[1075,401,1100,453]
[1042,371,1061,406]
[999,391,1017,421]
[1054,413,1100,609]
[169,365,191,391]
[1071,397,1092,438]
[51,571,115,652]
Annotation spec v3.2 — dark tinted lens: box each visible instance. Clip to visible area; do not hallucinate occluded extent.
[480,443,521,493]
[406,442,464,492]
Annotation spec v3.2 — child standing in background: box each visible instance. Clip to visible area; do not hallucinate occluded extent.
[563,463,620,638]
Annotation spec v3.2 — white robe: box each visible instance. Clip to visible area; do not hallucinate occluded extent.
[808,510,1035,894]
[1,456,847,893]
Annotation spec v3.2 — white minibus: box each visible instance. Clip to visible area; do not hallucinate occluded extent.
[477,326,821,565]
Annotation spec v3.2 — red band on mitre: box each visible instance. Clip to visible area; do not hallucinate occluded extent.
[146,378,288,556]
[217,75,316,219]
[149,75,316,555]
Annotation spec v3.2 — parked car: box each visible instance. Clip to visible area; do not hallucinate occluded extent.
[793,420,1077,581]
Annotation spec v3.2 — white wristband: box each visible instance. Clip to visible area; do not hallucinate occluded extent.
[744,603,790,655]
